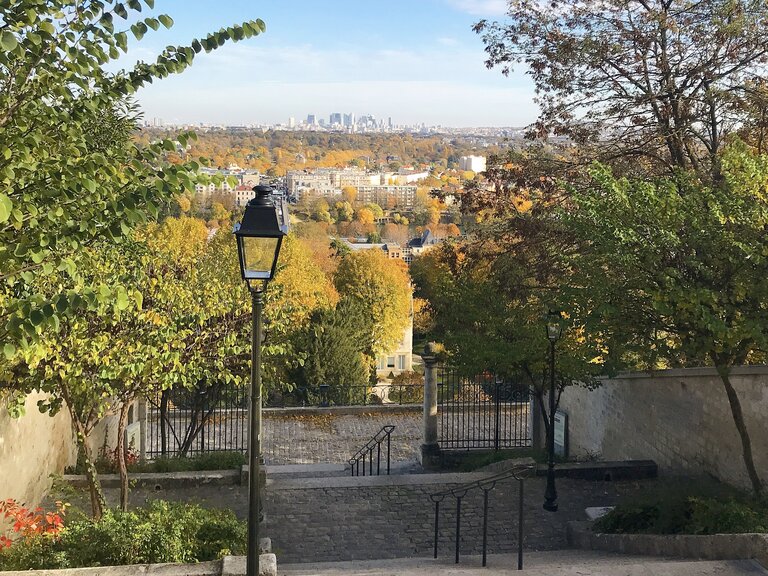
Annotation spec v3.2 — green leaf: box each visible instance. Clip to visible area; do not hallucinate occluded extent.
[158,14,173,29]
[3,343,16,360]
[29,309,44,327]
[0,194,12,223]
[0,31,18,51]
[116,289,130,310]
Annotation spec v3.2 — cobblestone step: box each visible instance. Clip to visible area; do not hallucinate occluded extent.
[276,551,768,575]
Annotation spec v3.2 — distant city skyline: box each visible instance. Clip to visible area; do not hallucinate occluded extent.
[117,1,538,128]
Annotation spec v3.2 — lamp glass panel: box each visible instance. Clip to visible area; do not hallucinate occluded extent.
[547,323,562,341]
[241,236,279,280]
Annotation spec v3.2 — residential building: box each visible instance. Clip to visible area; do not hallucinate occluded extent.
[403,229,441,264]
[459,155,487,173]
[356,185,416,210]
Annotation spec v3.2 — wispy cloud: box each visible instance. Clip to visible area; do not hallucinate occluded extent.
[437,37,459,46]
[445,0,509,17]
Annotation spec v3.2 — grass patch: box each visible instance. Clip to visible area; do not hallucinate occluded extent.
[67,451,246,475]
[129,451,246,473]
[594,477,768,535]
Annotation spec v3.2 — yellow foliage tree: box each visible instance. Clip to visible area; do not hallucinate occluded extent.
[334,248,412,354]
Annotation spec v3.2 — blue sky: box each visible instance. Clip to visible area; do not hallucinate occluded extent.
[124,0,537,127]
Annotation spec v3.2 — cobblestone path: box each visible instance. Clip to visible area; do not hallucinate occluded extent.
[263,409,422,465]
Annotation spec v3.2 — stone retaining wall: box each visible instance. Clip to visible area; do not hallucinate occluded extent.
[0,393,76,506]
[567,521,768,568]
[557,366,768,491]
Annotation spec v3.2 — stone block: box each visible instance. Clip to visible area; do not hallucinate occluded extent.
[221,553,276,576]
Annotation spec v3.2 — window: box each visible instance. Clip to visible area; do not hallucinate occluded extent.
[397,355,406,370]
[377,357,386,370]
[387,356,395,368]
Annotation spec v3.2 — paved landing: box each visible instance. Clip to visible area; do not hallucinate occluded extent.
[276,550,768,575]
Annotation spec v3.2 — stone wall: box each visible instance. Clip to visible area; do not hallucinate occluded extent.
[557,366,768,491]
[0,392,77,506]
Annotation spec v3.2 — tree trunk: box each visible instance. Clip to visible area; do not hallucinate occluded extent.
[73,423,105,520]
[116,399,131,511]
[714,364,763,495]
[62,385,105,519]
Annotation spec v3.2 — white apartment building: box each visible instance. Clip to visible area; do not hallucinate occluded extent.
[356,185,416,209]
[459,155,487,173]
[287,168,382,201]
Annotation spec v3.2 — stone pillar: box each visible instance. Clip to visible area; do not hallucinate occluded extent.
[420,342,441,470]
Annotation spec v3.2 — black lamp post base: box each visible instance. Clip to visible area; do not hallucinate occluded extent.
[543,500,558,512]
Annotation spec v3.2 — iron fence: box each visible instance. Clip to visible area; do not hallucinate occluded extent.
[437,366,533,451]
[146,382,424,457]
[146,384,249,458]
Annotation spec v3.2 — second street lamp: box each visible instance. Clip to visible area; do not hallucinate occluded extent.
[234,185,289,576]
[543,310,562,512]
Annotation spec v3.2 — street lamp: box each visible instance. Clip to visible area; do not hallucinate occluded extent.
[234,185,289,576]
[543,310,563,512]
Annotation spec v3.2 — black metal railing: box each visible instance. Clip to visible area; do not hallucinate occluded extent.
[428,463,534,569]
[348,425,395,476]
[147,384,248,458]
[437,366,532,451]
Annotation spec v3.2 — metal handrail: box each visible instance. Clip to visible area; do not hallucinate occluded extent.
[429,463,534,570]
[348,425,395,476]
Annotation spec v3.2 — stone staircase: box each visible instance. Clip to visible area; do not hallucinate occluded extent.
[263,463,767,576]
[276,550,768,575]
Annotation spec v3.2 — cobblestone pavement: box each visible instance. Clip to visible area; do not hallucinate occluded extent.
[263,409,423,465]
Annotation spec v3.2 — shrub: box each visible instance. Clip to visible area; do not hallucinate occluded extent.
[594,479,768,535]
[0,501,245,570]
[389,371,424,403]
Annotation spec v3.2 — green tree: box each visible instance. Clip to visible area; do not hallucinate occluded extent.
[292,300,370,405]
[0,0,265,360]
[559,146,768,495]
[410,241,604,453]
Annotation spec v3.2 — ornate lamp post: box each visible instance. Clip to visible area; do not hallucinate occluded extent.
[543,310,562,512]
[234,185,289,576]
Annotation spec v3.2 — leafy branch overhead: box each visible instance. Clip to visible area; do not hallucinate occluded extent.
[0,0,266,356]
[474,0,768,180]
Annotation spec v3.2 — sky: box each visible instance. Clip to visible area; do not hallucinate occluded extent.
[120,0,538,128]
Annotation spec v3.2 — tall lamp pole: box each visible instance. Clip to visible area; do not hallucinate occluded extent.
[234,185,289,576]
[543,310,562,512]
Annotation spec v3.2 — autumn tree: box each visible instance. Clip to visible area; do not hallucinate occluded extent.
[381,223,410,245]
[333,248,412,356]
[341,186,357,204]
[474,0,768,180]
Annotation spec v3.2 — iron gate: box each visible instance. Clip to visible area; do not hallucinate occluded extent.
[437,366,533,450]
[146,384,248,458]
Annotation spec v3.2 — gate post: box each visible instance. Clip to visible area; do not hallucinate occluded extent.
[421,342,441,470]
